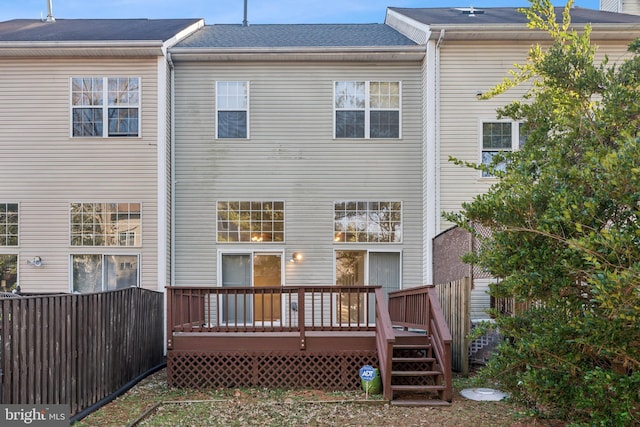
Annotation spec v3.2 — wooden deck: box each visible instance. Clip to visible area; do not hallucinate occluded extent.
[166,285,452,405]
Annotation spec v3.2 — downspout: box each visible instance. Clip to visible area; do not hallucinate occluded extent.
[168,52,176,289]
[165,52,176,357]
[426,29,444,284]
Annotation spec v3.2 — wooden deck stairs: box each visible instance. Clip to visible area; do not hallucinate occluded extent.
[388,331,450,406]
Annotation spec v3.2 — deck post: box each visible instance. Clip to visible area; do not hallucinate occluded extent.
[166,287,173,350]
[298,287,305,350]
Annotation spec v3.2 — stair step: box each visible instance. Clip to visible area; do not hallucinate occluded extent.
[393,344,431,350]
[391,384,446,392]
[391,399,451,407]
[392,357,436,363]
[391,370,442,377]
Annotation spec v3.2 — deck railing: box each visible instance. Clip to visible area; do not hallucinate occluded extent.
[388,285,453,401]
[374,288,395,401]
[166,286,379,350]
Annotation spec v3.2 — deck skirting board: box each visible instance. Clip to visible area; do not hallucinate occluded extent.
[167,349,378,390]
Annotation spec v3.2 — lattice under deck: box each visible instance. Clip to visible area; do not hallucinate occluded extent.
[168,350,379,390]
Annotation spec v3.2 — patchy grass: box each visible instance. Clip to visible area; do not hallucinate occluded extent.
[74,369,565,426]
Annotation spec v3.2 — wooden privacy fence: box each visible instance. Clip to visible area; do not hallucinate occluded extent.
[0,287,164,417]
[435,277,471,375]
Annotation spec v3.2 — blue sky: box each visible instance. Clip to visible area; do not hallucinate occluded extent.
[1,0,601,24]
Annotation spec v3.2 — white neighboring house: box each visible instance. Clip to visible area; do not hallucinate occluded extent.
[385,6,640,318]
[0,17,203,293]
[601,0,640,14]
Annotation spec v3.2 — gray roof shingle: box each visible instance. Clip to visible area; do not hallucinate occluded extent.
[175,24,417,48]
[388,7,640,25]
[0,19,202,42]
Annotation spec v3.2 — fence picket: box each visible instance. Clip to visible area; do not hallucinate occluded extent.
[435,278,471,375]
[0,288,163,417]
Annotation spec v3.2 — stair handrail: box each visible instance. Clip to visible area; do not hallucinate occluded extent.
[427,286,453,401]
[374,288,395,401]
[388,285,453,402]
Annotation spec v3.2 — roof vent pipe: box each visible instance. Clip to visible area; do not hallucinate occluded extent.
[46,0,56,23]
[243,0,248,26]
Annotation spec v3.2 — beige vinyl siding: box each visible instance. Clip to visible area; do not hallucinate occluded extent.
[0,58,160,293]
[437,40,634,313]
[438,40,635,232]
[622,0,640,14]
[601,0,640,14]
[438,41,531,232]
[174,61,424,289]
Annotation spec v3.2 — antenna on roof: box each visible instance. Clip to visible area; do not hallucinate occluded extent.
[243,0,249,26]
[46,0,56,23]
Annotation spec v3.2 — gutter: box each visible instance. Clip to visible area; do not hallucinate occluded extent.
[0,40,166,57]
[425,23,640,41]
[168,45,426,62]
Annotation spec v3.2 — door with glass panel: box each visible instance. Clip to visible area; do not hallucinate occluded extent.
[221,253,282,325]
[335,250,400,324]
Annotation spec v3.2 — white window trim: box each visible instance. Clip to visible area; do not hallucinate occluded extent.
[215,200,285,244]
[68,253,141,293]
[69,201,143,248]
[332,248,403,327]
[478,119,522,179]
[0,202,19,247]
[333,200,403,244]
[69,77,142,139]
[215,81,250,140]
[216,249,285,327]
[332,248,403,286]
[333,81,402,139]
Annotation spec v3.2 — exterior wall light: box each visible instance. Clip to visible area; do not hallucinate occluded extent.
[27,257,42,267]
[290,252,303,263]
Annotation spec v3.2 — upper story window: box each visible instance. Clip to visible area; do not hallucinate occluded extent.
[481,121,526,177]
[0,203,18,247]
[334,81,401,139]
[217,201,284,243]
[334,201,402,243]
[70,202,141,246]
[71,77,140,138]
[216,81,249,139]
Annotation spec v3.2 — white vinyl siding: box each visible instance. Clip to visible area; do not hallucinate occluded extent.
[173,62,423,288]
[437,41,635,313]
[437,41,633,232]
[0,58,160,293]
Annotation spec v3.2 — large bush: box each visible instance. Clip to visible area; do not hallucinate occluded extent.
[446,1,640,424]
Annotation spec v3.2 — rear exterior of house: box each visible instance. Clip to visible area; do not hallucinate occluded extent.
[385,6,640,319]
[0,18,202,294]
[170,24,426,301]
[165,24,459,404]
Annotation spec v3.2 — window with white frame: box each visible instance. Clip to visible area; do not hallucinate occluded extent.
[334,201,402,243]
[335,250,401,324]
[71,254,139,293]
[217,201,284,243]
[0,203,18,247]
[70,202,141,246]
[481,121,526,177]
[0,254,18,292]
[334,81,400,139]
[71,77,140,137]
[216,81,249,138]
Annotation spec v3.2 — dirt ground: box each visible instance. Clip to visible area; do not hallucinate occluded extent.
[75,369,565,426]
